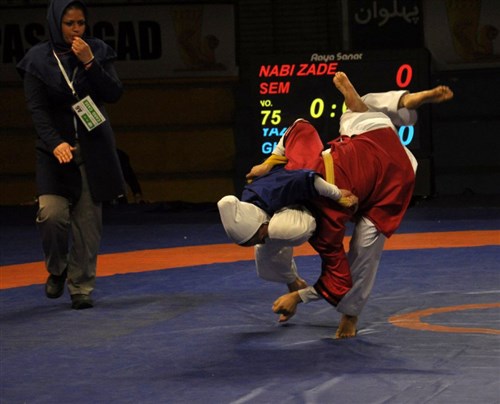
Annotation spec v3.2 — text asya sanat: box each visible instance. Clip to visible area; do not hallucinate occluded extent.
[258,62,338,95]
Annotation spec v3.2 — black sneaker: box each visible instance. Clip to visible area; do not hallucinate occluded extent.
[71,294,94,310]
[45,269,67,299]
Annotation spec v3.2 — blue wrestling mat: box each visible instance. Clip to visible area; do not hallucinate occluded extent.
[1,198,499,403]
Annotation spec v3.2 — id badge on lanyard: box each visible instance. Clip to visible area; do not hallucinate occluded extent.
[53,50,106,132]
[72,96,106,131]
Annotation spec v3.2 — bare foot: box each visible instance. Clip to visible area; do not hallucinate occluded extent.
[333,72,368,113]
[335,314,358,339]
[400,85,454,109]
[287,277,308,292]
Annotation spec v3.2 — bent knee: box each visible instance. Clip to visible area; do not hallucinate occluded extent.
[37,195,70,225]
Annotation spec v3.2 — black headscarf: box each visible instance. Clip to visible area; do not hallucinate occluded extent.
[47,0,89,53]
[17,0,116,85]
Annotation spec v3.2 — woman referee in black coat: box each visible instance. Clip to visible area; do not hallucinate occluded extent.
[17,0,125,309]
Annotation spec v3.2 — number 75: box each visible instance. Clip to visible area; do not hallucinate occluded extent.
[261,110,281,125]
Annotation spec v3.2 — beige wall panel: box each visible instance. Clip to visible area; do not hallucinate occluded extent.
[0,133,36,173]
[138,177,235,204]
[115,128,235,173]
[107,86,234,127]
[0,178,37,205]
[0,87,32,129]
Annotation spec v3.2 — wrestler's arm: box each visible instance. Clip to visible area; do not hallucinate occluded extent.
[246,136,287,180]
[245,155,287,180]
[298,286,321,302]
[271,287,320,322]
[272,291,302,322]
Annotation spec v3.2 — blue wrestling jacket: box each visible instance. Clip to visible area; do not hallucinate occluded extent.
[241,167,319,215]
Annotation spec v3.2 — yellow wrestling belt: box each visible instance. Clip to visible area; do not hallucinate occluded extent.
[321,150,334,184]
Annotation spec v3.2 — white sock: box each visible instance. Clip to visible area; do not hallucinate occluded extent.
[314,175,341,200]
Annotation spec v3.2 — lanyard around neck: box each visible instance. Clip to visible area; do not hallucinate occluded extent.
[53,50,79,100]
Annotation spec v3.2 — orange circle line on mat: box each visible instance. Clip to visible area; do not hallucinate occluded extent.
[389,303,500,335]
[1,229,499,290]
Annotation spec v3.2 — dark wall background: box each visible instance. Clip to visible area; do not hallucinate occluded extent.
[1,0,499,204]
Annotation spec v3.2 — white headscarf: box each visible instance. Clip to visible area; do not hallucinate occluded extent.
[217,195,269,244]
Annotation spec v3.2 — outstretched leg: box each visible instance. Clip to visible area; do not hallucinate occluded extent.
[399,85,454,109]
[333,72,369,113]
[335,314,358,339]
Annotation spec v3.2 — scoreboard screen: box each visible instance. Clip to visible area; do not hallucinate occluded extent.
[234,49,432,194]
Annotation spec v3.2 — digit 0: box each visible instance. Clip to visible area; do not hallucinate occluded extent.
[398,125,414,146]
[396,64,413,88]
[310,98,325,119]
